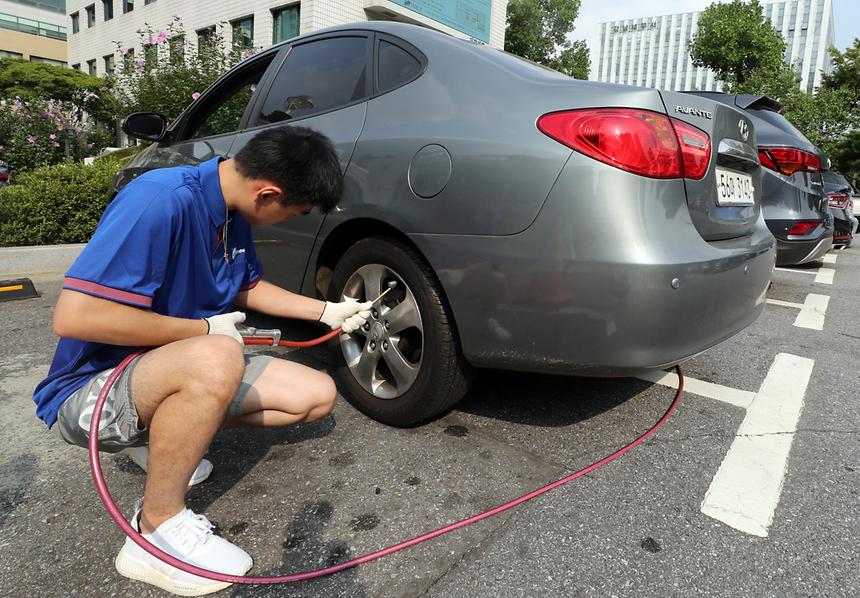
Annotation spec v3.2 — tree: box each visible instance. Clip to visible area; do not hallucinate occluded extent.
[781,86,857,161]
[822,39,860,96]
[829,130,860,180]
[689,0,787,90]
[505,0,590,79]
[730,61,798,104]
[0,58,119,124]
[816,39,860,179]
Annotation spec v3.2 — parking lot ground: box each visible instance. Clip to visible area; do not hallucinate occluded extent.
[1,248,858,597]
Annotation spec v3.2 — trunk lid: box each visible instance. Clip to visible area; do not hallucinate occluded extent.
[665,90,762,241]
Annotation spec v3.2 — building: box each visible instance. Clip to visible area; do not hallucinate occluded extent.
[596,0,835,94]
[0,0,68,65]
[65,0,506,77]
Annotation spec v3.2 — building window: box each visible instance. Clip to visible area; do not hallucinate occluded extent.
[31,55,67,66]
[123,47,134,71]
[145,0,156,4]
[272,4,300,44]
[104,54,115,75]
[0,50,23,59]
[103,0,113,21]
[123,0,134,14]
[71,63,80,70]
[231,16,254,50]
[197,26,216,56]
[169,35,185,62]
[71,12,79,33]
[86,4,95,27]
[144,43,157,68]
[87,59,97,76]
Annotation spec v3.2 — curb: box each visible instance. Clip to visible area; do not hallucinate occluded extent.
[0,244,85,277]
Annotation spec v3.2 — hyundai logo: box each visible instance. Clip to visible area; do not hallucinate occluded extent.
[738,119,750,141]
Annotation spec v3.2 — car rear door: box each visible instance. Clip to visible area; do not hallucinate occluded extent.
[667,91,762,241]
[231,32,372,292]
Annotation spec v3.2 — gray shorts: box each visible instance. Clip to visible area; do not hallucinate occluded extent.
[57,353,273,453]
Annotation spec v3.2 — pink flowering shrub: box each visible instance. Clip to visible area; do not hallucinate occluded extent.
[113,18,260,122]
[0,97,109,172]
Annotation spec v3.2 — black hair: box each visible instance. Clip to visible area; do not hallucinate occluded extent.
[233,126,343,213]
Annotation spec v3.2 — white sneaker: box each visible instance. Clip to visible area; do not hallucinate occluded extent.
[115,504,253,596]
[122,446,213,487]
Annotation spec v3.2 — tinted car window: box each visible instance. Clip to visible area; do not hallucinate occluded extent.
[258,37,367,124]
[748,108,808,142]
[378,40,420,93]
[822,172,851,194]
[184,56,274,140]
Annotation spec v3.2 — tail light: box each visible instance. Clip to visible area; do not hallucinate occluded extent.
[827,193,851,209]
[0,173,8,182]
[537,108,711,179]
[787,221,820,236]
[758,147,821,176]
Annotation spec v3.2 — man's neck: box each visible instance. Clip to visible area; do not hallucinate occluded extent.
[217,159,241,211]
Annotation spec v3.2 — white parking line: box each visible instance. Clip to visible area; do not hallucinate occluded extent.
[637,370,755,410]
[700,353,814,537]
[794,294,830,330]
[822,254,837,264]
[773,266,835,284]
[766,299,803,309]
[814,268,835,284]
[765,294,830,330]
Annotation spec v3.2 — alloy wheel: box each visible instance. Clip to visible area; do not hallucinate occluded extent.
[340,264,424,399]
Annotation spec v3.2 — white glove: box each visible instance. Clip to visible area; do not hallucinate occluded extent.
[319,300,373,334]
[203,311,246,344]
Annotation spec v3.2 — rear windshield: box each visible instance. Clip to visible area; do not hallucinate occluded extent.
[822,172,850,194]
[748,107,809,141]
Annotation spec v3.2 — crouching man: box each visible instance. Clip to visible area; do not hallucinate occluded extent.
[33,127,371,595]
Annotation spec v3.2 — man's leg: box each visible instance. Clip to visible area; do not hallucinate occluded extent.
[130,334,244,533]
[223,358,337,428]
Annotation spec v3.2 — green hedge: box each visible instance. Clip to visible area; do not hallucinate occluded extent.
[0,157,126,247]
[93,143,147,165]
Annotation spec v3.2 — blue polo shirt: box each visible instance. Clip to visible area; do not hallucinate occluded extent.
[33,157,262,427]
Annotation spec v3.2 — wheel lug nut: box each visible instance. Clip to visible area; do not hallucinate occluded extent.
[363,323,370,332]
[371,309,379,319]
[384,321,390,330]
[369,341,377,350]
[382,341,389,350]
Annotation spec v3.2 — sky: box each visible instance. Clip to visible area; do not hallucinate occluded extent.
[573,0,860,79]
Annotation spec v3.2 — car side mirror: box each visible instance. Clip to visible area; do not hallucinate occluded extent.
[122,112,170,142]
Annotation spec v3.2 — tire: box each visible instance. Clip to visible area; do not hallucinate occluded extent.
[328,236,472,426]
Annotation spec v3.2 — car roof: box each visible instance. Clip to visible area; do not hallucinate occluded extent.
[268,21,586,89]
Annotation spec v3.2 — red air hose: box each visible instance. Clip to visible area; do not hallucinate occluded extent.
[89,331,685,584]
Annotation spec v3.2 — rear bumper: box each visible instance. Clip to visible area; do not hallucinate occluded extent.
[775,232,834,265]
[832,211,857,247]
[412,160,776,375]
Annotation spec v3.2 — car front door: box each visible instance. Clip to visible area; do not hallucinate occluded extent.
[230,33,372,293]
[141,50,280,170]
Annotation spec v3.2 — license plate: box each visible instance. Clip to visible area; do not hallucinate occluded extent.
[715,167,755,206]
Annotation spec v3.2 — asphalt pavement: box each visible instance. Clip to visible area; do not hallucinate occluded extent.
[0,247,857,597]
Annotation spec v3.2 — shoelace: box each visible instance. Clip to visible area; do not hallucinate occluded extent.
[169,512,214,553]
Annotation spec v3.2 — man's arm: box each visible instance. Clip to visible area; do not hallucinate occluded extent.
[234,279,325,321]
[234,279,372,333]
[53,289,207,346]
